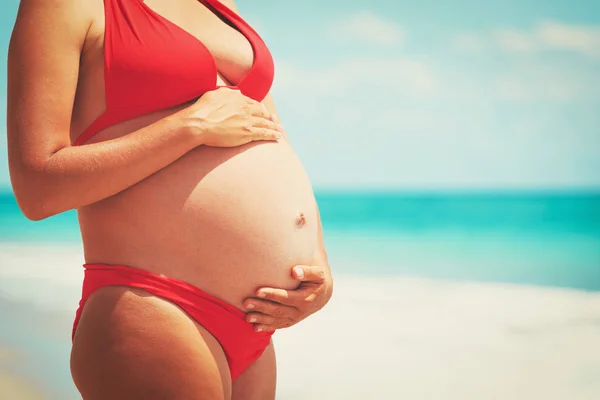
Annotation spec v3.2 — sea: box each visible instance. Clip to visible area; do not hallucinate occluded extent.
[1,190,599,399]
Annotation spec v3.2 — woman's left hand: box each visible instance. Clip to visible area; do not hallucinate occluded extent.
[243,265,333,332]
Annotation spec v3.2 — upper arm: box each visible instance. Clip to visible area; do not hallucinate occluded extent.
[7,0,91,186]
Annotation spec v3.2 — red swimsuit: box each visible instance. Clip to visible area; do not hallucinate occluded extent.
[73,0,274,145]
[72,0,275,381]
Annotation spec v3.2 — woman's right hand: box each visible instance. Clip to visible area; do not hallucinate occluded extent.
[181,87,285,147]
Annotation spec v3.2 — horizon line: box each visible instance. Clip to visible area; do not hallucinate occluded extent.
[1,186,600,197]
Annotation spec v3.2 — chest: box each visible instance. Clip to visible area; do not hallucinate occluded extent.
[85,0,256,86]
[143,0,255,82]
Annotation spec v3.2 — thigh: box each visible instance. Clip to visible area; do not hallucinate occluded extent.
[231,341,276,400]
[70,286,232,400]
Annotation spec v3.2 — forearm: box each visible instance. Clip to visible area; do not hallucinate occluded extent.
[11,113,199,220]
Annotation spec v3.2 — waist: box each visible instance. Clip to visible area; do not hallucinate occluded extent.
[78,141,318,307]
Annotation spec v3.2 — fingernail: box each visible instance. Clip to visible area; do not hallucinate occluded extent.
[275,132,282,139]
[248,317,257,323]
[246,303,255,309]
[258,291,267,298]
[256,326,263,332]
[294,266,304,279]
[277,124,285,130]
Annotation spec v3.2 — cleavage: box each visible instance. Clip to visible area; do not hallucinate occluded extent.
[142,0,255,86]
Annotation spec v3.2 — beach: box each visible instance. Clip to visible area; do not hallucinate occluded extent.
[1,243,600,399]
[276,276,600,399]
[0,372,46,400]
[0,347,47,400]
[1,0,599,395]
[1,192,599,399]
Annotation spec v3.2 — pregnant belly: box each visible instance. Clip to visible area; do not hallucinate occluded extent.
[79,140,318,308]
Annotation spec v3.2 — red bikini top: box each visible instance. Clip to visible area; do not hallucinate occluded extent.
[73,0,275,145]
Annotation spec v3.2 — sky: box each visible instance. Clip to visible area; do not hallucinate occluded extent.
[0,0,599,190]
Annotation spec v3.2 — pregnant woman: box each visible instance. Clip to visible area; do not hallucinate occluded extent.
[6,0,333,399]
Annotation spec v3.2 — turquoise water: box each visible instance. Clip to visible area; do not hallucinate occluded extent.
[1,190,599,290]
[1,189,600,398]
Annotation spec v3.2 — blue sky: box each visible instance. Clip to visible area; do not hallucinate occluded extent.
[1,0,599,190]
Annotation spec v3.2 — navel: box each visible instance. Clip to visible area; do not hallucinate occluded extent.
[295,212,306,229]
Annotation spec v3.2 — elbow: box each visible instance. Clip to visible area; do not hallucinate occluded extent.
[15,191,52,221]
[10,155,65,220]
[11,173,54,221]
[24,207,51,222]
[15,183,69,221]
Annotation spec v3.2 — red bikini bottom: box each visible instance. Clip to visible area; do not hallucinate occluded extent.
[72,263,273,380]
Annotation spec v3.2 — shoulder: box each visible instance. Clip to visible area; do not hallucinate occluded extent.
[15,0,94,21]
[13,0,94,48]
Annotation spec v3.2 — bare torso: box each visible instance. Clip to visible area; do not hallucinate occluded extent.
[73,0,318,309]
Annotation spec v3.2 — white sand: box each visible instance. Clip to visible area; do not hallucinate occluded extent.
[0,347,47,400]
[274,276,600,400]
[1,244,600,399]
[0,373,46,400]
